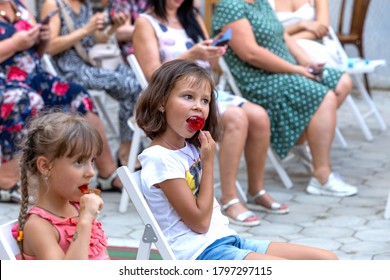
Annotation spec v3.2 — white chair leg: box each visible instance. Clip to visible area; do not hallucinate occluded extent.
[118,124,143,213]
[335,127,348,149]
[385,191,390,219]
[267,148,293,189]
[89,90,120,139]
[346,95,374,141]
[352,74,387,131]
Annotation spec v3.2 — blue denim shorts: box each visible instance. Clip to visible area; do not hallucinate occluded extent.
[196,235,271,260]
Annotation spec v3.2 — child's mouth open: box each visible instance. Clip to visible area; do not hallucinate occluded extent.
[186,116,205,131]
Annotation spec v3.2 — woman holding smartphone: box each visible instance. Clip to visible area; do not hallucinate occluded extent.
[40,0,143,173]
[0,0,121,201]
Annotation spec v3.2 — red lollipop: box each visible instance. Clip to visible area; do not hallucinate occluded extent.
[79,185,101,195]
[187,116,205,131]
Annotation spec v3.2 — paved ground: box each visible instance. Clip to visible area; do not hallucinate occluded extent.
[1,88,389,260]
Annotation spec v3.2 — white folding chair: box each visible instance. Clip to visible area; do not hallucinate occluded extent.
[41,54,120,139]
[118,55,149,213]
[0,219,19,260]
[117,167,176,259]
[327,27,387,141]
[385,191,390,220]
[217,57,294,189]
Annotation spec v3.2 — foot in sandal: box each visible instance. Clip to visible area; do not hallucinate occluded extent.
[221,198,261,227]
[246,190,290,214]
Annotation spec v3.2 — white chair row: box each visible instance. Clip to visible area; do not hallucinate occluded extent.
[327,27,387,142]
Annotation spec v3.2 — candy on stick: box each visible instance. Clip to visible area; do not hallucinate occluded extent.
[187,116,205,131]
[79,185,101,195]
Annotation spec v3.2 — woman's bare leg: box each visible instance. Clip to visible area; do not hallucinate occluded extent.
[306,91,338,183]
[218,106,251,217]
[334,73,352,107]
[84,112,122,187]
[241,103,274,207]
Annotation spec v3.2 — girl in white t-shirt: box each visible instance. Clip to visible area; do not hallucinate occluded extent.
[135,59,338,261]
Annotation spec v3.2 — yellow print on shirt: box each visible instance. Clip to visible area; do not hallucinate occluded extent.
[185,158,201,198]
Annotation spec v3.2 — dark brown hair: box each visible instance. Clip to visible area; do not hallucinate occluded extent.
[136,59,221,146]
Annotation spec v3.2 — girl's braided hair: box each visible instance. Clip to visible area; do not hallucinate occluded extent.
[16,111,103,256]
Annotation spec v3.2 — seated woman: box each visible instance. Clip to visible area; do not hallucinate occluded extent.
[40,0,142,168]
[108,0,148,61]
[270,0,341,68]
[212,0,357,197]
[133,0,290,227]
[0,0,121,202]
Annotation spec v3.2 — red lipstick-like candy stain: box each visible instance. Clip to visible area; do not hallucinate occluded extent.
[187,116,205,131]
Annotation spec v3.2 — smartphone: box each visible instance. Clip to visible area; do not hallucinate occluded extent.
[309,67,323,76]
[212,28,232,47]
[41,9,58,24]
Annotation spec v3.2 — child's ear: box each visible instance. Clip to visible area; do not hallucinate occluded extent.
[159,105,165,113]
[36,156,52,177]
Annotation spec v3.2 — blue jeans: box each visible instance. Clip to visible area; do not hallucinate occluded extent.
[196,235,271,260]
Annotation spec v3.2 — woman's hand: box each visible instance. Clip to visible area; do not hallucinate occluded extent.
[110,11,128,30]
[301,21,328,38]
[189,40,225,61]
[12,25,40,52]
[84,12,105,35]
[35,23,51,55]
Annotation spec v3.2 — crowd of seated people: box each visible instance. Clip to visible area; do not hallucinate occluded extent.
[0,0,122,203]
[2,0,359,222]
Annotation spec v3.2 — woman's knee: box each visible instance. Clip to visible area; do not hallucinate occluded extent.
[243,102,270,131]
[336,73,353,95]
[222,106,249,133]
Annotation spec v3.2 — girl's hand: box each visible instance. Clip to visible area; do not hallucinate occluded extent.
[79,193,104,222]
[85,13,105,34]
[198,130,216,163]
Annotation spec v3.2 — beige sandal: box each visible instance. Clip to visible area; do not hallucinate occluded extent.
[246,190,290,214]
[221,198,261,227]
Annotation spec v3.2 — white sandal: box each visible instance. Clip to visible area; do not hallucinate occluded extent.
[97,171,121,192]
[246,190,290,214]
[221,198,261,227]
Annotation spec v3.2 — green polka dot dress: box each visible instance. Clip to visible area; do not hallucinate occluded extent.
[212,0,343,159]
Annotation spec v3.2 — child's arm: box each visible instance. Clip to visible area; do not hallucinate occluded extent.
[159,131,216,233]
[23,194,103,259]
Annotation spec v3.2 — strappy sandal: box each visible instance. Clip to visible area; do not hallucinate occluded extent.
[246,190,289,214]
[97,171,122,192]
[221,198,261,227]
[0,184,23,203]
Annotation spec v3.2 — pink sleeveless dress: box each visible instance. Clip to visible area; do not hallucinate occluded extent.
[12,202,109,260]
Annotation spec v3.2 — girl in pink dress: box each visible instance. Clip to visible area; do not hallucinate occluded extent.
[12,112,109,260]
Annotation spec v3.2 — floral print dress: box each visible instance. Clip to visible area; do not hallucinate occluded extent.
[0,0,95,163]
[108,0,148,59]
